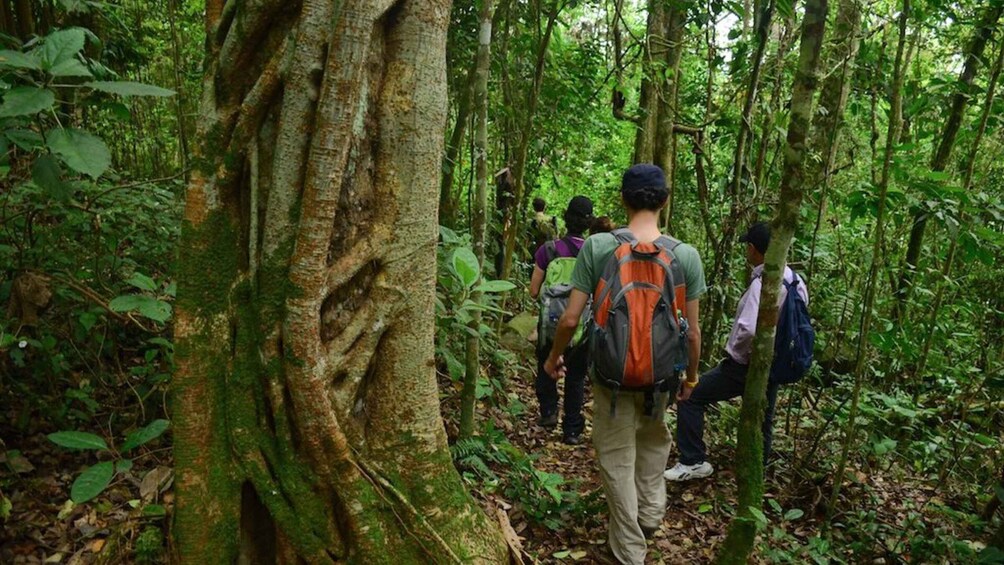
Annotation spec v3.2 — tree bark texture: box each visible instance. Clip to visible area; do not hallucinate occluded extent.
[893,4,1003,321]
[828,0,911,517]
[173,2,507,563]
[461,0,497,440]
[715,0,828,562]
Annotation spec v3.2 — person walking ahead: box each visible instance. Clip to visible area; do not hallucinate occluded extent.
[530,195,594,444]
[665,222,810,481]
[545,165,706,564]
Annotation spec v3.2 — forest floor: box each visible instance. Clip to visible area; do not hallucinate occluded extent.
[0,328,986,564]
[470,323,981,564]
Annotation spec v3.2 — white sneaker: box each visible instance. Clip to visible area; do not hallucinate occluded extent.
[664,461,714,482]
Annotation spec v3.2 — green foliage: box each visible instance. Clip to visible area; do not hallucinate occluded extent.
[436,226,512,396]
[450,425,602,531]
[47,418,171,504]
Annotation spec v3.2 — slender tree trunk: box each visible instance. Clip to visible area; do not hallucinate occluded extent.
[828,0,910,518]
[893,4,1003,321]
[0,1,16,37]
[752,16,796,191]
[653,3,686,175]
[440,64,476,229]
[500,2,561,282]
[13,0,32,39]
[460,0,497,440]
[167,0,190,172]
[915,38,1004,381]
[173,2,507,563]
[632,0,662,163]
[806,0,862,278]
[716,0,828,561]
[704,0,775,363]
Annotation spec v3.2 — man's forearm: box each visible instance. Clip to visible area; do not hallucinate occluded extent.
[686,335,700,382]
[548,323,575,361]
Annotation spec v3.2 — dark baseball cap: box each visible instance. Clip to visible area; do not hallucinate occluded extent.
[739,222,771,254]
[621,164,666,192]
[566,195,594,218]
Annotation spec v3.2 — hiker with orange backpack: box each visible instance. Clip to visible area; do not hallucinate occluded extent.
[544,165,706,564]
[530,196,595,445]
[664,221,813,482]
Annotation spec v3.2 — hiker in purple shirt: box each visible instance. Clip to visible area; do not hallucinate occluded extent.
[529,196,594,445]
[665,222,810,481]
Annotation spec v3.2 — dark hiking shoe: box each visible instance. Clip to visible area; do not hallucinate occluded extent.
[538,413,558,429]
[640,524,659,540]
[562,433,582,445]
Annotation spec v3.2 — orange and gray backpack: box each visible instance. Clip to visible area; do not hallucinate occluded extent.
[592,229,689,415]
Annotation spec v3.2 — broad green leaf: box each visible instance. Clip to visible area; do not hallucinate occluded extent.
[85,81,174,97]
[116,459,133,473]
[109,295,172,323]
[698,503,713,513]
[138,300,172,323]
[451,247,480,288]
[48,431,107,451]
[32,155,70,201]
[748,506,768,525]
[126,273,158,292]
[0,87,55,118]
[0,50,41,70]
[47,128,111,179]
[439,225,461,244]
[121,419,170,452]
[783,508,804,521]
[0,494,10,519]
[70,461,115,503]
[5,129,44,151]
[49,58,92,78]
[41,28,86,70]
[78,311,98,332]
[474,280,515,293]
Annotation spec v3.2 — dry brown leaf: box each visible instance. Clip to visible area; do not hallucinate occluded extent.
[140,466,173,502]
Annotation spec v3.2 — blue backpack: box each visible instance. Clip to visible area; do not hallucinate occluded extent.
[770,273,814,385]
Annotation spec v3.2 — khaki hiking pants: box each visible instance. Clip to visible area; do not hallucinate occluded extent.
[592,385,672,564]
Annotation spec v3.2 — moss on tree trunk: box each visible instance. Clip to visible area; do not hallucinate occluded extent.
[715,0,828,561]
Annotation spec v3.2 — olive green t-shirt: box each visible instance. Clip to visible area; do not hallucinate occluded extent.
[570,232,707,301]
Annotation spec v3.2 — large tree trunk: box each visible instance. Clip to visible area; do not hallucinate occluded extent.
[828,0,910,517]
[806,0,862,278]
[172,2,507,563]
[714,0,828,561]
[893,4,1003,321]
[461,0,497,440]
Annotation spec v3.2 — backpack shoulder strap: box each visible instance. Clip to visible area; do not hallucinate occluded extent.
[611,228,636,245]
[543,240,558,263]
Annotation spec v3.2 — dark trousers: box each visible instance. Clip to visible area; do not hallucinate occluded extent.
[677,357,780,465]
[535,343,588,437]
